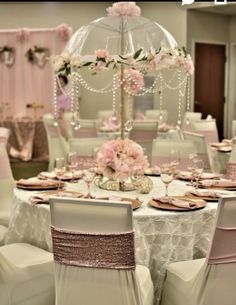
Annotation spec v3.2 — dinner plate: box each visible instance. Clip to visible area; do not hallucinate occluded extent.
[186,192,219,202]
[177,171,222,181]
[149,196,207,212]
[95,196,142,210]
[16,184,62,191]
[31,190,84,204]
[144,168,160,177]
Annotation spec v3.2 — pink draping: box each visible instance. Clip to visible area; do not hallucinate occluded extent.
[0,27,70,117]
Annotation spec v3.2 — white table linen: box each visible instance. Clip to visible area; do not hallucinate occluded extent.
[5,177,217,305]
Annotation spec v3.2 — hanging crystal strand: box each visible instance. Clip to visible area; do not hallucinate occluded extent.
[73,72,81,130]
[176,70,183,129]
[124,93,133,132]
[53,74,58,126]
[159,72,164,123]
[70,71,76,128]
[185,75,191,125]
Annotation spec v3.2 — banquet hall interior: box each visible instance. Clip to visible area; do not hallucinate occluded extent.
[1,1,236,305]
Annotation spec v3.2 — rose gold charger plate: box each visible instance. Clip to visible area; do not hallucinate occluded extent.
[31,190,84,205]
[16,182,65,191]
[177,171,222,181]
[96,196,142,210]
[149,196,207,212]
[185,192,219,202]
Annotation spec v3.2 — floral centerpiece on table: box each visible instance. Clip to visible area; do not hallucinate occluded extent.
[96,139,149,182]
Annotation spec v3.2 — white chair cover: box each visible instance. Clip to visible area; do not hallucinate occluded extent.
[183,131,212,171]
[0,127,10,145]
[232,120,236,138]
[43,114,68,171]
[49,197,154,305]
[181,111,202,131]
[69,137,107,156]
[97,110,114,121]
[73,119,98,138]
[226,138,236,179]
[0,243,55,305]
[129,121,158,163]
[0,225,7,245]
[151,139,197,170]
[145,110,168,123]
[192,119,219,143]
[0,143,15,226]
[161,196,236,305]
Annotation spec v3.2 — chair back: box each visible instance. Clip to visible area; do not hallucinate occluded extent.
[192,119,219,143]
[73,119,98,138]
[0,127,10,145]
[97,110,113,120]
[49,197,142,305]
[145,109,168,123]
[207,197,236,265]
[183,131,211,171]
[0,143,15,225]
[151,139,197,170]
[232,120,236,138]
[181,111,202,131]
[42,114,68,171]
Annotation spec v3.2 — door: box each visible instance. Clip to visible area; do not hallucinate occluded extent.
[194,43,226,140]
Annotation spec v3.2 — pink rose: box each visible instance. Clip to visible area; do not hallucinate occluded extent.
[95,49,109,59]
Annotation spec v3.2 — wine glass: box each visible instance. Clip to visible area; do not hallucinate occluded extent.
[191,159,204,191]
[160,163,174,199]
[82,170,95,198]
[187,154,198,187]
[67,152,78,183]
[169,149,180,177]
[54,158,66,190]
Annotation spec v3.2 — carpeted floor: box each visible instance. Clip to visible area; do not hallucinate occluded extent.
[10,161,48,180]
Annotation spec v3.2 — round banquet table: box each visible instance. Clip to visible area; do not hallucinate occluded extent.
[5,177,218,305]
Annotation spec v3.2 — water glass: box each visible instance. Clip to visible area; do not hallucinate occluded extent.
[160,163,174,198]
[54,158,66,190]
[82,170,95,198]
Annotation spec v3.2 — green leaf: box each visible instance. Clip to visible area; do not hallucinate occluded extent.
[82,62,93,66]
[133,48,143,59]
[119,55,127,60]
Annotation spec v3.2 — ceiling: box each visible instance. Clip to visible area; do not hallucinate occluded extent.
[187,3,236,15]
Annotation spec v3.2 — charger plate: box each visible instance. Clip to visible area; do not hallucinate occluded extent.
[95,196,142,210]
[16,183,64,191]
[185,192,219,202]
[149,196,207,212]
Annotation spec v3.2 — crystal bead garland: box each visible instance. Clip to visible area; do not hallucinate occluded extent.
[124,94,133,132]
[53,75,58,126]
[73,72,81,130]
[176,70,183,128]
[112,74,118,119]
[185,75,191,125]
[70,72,76,127]
[159,73,164,123]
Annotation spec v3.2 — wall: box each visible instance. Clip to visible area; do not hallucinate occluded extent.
[0,2,187,123]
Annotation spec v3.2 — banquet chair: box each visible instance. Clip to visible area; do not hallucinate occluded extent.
[49,197,154,305]
[0,143,15,226]
[129,120,158,163]
[145,109,168,123]
[151,139,197,170]
[181,111,202,131]
[232,120,236,138]
[183,131,212,172]
[43,114,69,171]
[0,127,10,145]
[97,110,113,121]
[69,137,107,169]
[192,119,219,143]
[0,224,7,245]
[0,242,55,305]
[63,112,98,139]
[161,196,236,305]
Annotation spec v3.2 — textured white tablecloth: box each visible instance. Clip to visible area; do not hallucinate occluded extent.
[5,177,217,305]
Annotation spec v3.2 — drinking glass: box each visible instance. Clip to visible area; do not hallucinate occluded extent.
[82,170,95,198]
[54,158,66,190]
[67,152,78,183]
[160,163,174,198]
[191,159,204,191]
[169,149,180,177]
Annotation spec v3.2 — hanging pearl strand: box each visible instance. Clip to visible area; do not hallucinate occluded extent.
[185,75,191,125]
[112,74,117,116]
[73,72,81,130]
[177,70,184,128]
[159,73,164,123]
[53,74,58,126]
[70,72,77,128]
[76,72,116,93]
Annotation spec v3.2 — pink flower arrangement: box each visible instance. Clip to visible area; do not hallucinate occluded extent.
[175,54,194,75]
[106,2,141,17]
[16,28,30,43]
[56,24,72,41]
[96,139,149,181]
[123,69,144,94]
[95,49,110,59]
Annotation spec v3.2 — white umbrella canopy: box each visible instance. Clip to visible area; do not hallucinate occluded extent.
[64,16,178,57]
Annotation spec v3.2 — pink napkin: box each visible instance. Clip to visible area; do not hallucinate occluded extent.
[153,196,197,209]
[199,179,236,189]
[31,191,83,205]
[17,177,60,187]
[187,189,221,199]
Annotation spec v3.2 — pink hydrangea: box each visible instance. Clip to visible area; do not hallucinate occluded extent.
[123,69,144,94]
[106,2,141,17]
[95,49,110,59]
[96,139,149,181]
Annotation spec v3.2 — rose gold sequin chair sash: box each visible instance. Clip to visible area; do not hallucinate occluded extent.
[207,226,236,265]
[51,226,135,270]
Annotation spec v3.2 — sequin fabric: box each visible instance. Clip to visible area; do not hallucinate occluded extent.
[51,226,135,270]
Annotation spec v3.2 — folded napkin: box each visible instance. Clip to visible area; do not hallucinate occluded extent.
[17,177,61,187]
[153,196,197,209]
[38,171,82,181]
[31,191,83,205]
[187,189,221,199]
[199,179,236,189]
[145,166,160,175]
[178,171,221,180]
[38,171,57,180]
